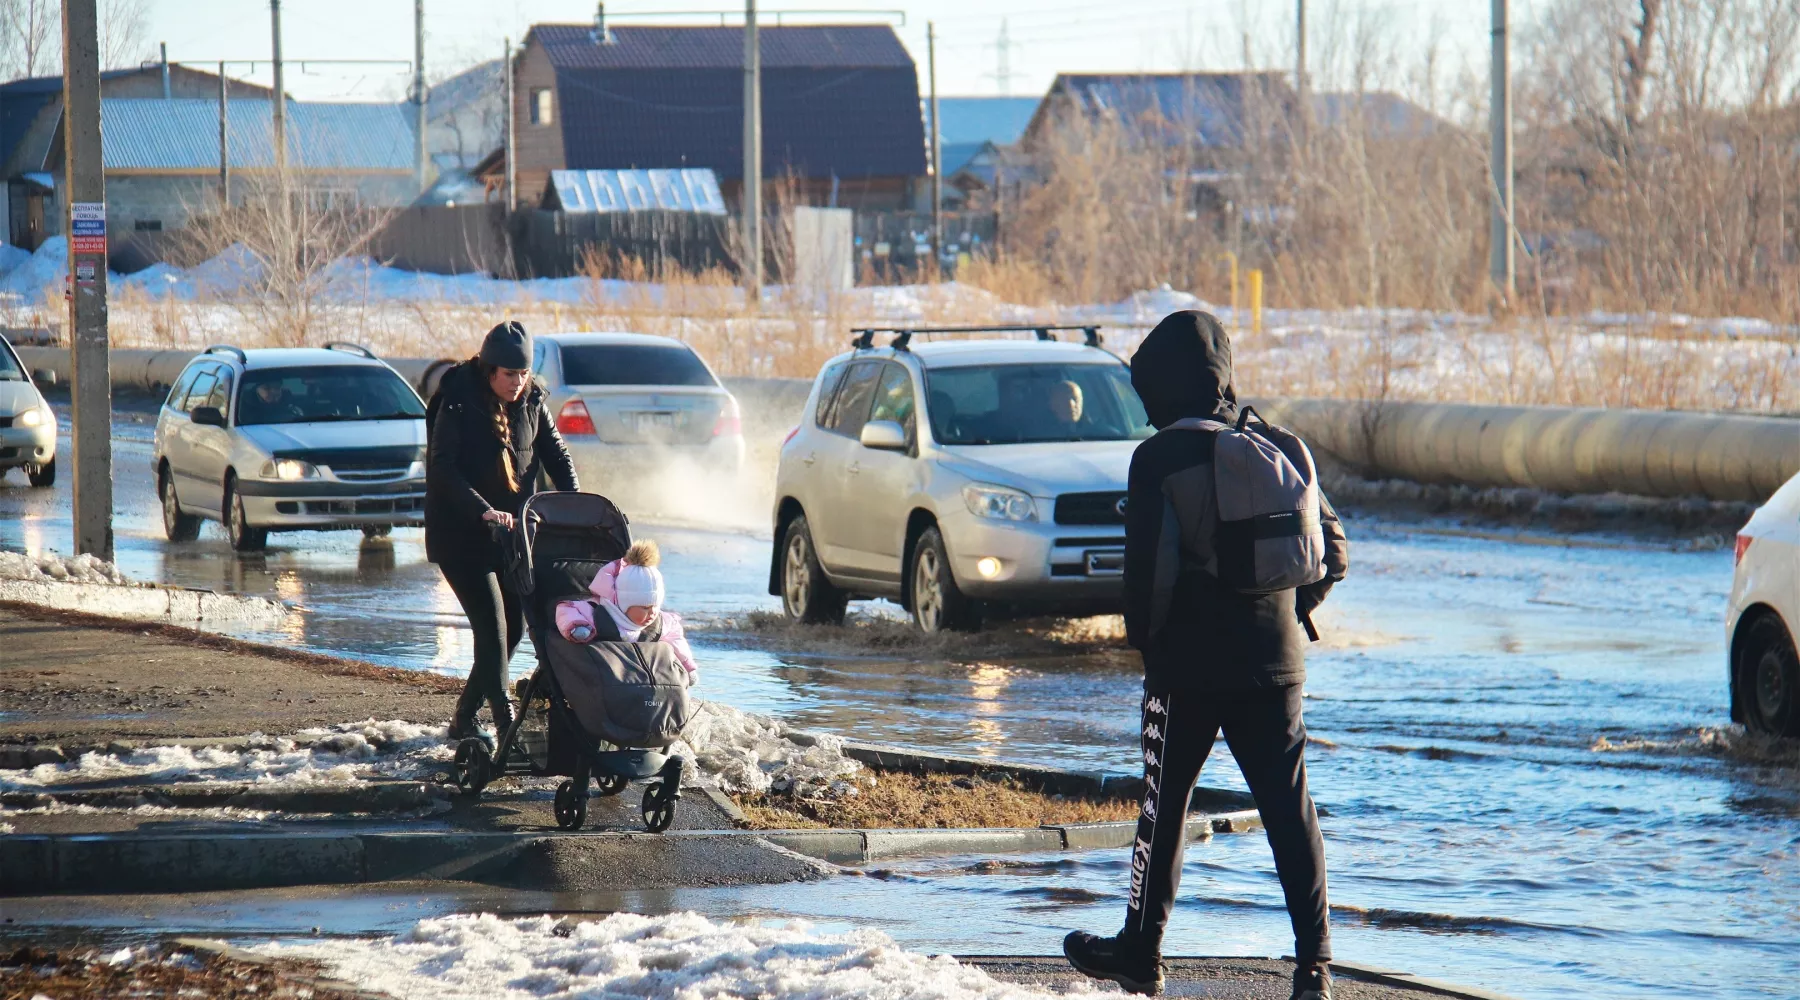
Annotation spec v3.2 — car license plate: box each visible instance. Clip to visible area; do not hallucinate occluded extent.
[1085,550,1124,576]
[629,411,679,432]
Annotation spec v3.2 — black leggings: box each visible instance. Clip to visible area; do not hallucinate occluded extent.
[440,561,523,726]
[1124,684,1331,965]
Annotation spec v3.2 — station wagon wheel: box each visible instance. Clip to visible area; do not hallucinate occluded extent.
[1740,615,1800,737]
[223,474,268,552]
[159,466,200,542]
[781,514,847,625]
[909,526,982,633]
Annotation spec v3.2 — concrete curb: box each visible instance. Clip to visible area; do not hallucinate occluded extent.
[0,582,287,628]
[1325,959,1524,1000]
[0,811,1262,895]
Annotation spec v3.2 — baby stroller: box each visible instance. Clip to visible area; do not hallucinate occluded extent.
[448,491,692,833]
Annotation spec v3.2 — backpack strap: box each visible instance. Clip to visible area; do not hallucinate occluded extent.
[1235,404,1263,432]
[1160,416,1230,434]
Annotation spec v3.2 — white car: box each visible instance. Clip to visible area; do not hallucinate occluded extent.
[152,344,428,551]
[1729,471,1800,736]
[0,333,56,486]
[769,327,1149,632]
[529,332,744,489]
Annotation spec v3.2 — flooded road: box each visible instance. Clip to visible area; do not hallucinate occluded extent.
[3,405,1796,999]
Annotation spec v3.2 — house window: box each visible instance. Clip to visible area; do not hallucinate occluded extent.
[531,88,553,125]
[134,219,162,232]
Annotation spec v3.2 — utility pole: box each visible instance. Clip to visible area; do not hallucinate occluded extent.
[413,0,428,192]
[1295,0,1309,145]
[928,20,942,267]
[270,0,286,177]
[62,0,113,560]
[1489,0,1515,298]
[742,0,762,298]
[218,61,230,207]
[503,37,515,212]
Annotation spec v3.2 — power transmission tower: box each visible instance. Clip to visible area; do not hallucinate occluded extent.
[984,19,1019,96]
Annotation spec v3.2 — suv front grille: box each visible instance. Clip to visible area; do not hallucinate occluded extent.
[1054,491,1128,525]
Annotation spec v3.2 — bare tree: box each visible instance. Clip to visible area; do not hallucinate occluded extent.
[97,0,150,70]
[0,0,59,78]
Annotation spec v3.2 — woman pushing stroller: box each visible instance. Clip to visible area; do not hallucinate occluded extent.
[554,540,700,680]
[425,321,579,741]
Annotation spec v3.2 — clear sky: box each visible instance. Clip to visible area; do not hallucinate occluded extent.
[139,1,1551,104]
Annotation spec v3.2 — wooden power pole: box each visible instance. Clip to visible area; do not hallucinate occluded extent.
[1489,0,1515,298]
[271,0,286,176]
[413,0,428,192]
[928,21,942,266]
[62,0,113,560]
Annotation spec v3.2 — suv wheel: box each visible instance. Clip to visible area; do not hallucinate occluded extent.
[160,466,201,542]
[909,526,982,633]
[224,474,268,552]
[1738,614,1800,737]
[780,514,847,624]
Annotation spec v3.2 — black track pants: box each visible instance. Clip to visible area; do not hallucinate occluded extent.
[440,562,523,726]
[1123,684,1332,964]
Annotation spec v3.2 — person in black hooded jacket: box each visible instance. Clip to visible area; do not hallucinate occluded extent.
[1064,310,1348,1000]
[426,321,578,740]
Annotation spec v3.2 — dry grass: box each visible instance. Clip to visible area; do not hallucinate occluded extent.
[735,771,1139,830]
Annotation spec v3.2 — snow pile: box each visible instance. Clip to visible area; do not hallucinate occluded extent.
[0,550,133,586]
[0,242,32,278]
[0,719,451,791]
[673,701,864,799]
[257,912,1051,1000]
[0,236,66,299]
[1065,282,1222,326]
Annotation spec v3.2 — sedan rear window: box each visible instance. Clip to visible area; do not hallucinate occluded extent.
[559,344,716,387]
[236,366,425,426]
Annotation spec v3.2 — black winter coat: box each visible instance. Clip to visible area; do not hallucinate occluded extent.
[1124,311,1349,692]
[425,362,578,566]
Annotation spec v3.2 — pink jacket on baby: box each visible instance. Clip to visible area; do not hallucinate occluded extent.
[553,559,698,677]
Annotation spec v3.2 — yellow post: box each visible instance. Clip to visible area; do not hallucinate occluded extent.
[1248,268,1263,335]
[1216,252,1239,330]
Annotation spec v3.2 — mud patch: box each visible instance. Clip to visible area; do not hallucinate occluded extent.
[0,944,367,1000]
[735,771,1138,830]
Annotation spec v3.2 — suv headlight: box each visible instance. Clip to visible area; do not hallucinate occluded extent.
[963,483,1038,522]
[407,460,426,479]
[261,458,319,480]
[17,406,47,428]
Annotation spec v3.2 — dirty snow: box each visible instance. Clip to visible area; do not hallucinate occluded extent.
[0,719,451,791]
[256,912,1051,1000]
[0,705,865,800]
[0,550,133,586]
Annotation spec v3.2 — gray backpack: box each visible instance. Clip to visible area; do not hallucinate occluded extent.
[545,634,693,749]
[1153,405,1327,604]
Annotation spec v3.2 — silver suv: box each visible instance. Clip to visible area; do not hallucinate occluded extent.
[769,328,1152,631]
[152,344,428,552]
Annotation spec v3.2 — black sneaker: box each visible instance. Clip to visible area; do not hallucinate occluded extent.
[1292,963,1332,1000]
[1062,930,1164,996]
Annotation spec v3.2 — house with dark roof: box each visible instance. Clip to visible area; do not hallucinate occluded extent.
[506,21,928,212]
[1023,72,1300,150]
[2,62,272,251]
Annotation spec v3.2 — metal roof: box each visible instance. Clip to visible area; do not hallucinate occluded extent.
[101,99,414,172]
[534,24,915,70]
[1029,73,1297,148]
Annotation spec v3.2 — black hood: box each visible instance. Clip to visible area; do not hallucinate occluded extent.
[1130,309,1236,429]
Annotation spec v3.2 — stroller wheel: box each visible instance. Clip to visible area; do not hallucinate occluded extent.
[640,778,679,833]
[554,779,588,830]
[594,773,629,797]
[459,738,495,795]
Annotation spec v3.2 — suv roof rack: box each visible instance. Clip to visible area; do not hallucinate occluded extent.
[851,324,1103,351]
[322,341,378,360]
[203,344,247,365]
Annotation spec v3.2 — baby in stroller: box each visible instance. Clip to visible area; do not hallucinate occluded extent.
[553,540,698,681]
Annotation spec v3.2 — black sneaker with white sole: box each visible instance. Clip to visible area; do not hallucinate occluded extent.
[1062,930,1164,996]
[1291,962,1333,1000]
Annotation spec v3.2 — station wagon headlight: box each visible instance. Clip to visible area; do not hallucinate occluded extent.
[407,460,426,479]
[963,483,1037,522]
[261,458,319,480]
[17,405,47,428]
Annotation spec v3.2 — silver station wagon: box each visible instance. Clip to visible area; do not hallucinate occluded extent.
[769,327,1151,632]
[153,344,428,552]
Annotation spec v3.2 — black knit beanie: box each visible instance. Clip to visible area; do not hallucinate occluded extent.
[480,320,531,370]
